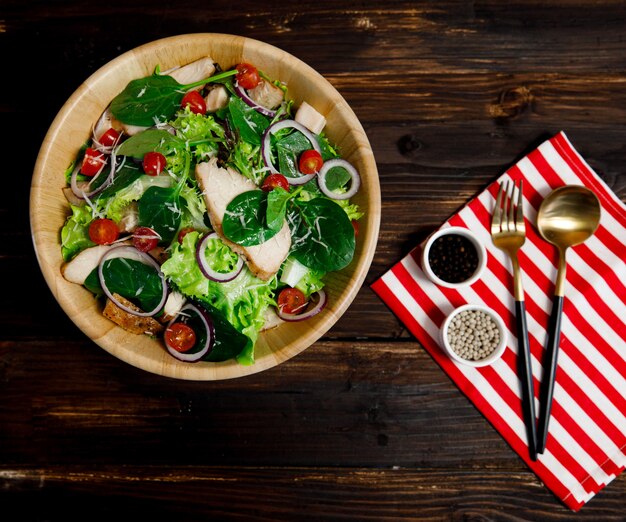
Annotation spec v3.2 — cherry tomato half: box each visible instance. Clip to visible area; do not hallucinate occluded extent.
[165,322,197,353]
[177,227,195,244]
[88,218,119,245]
[99,128,121,147]
[142,151,166,176]
[181,90,206,115]
[132,226,160,252]
[235,63,260,90]
[80,147,106,176]
[298,149,323,175]
[277,288,307,315]
[261,173,290,192]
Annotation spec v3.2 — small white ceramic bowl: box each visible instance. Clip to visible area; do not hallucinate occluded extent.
[421,226,487,288]
[440,304,507,367]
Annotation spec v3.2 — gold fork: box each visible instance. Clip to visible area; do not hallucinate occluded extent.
[491,180,538,461]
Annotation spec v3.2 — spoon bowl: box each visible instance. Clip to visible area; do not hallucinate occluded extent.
[535,185,601,454]
[537,186,601,249]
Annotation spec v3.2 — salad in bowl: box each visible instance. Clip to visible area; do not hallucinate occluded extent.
[59,54,363,366]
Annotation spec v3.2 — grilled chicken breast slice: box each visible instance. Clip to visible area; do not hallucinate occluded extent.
[195,158,291,281]
[168,56,216,88]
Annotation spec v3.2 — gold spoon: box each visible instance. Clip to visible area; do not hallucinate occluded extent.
[536,185,601,454]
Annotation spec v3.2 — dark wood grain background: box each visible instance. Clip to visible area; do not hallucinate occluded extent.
[1,1,625,520]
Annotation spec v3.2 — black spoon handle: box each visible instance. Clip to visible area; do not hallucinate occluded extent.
[537,295,564,454]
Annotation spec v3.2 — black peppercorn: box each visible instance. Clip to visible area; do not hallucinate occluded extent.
[427,233,479,283]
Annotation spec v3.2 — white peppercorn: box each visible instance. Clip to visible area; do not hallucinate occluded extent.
[446,309,501,361]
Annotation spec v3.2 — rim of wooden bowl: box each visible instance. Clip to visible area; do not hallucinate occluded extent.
[30,33,380,381]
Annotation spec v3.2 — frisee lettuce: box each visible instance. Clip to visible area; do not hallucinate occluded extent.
[178,182,210,232]
[229,140,265,184]
[171,107,224,162]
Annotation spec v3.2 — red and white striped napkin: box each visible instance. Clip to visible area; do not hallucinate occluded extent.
[371,132,626,510]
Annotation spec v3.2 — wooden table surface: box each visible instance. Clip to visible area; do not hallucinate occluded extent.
[2,1,625,520]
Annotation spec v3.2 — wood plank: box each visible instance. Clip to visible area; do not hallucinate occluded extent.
[1,465,624,520]
[2,1,626,76]
[1,340,521,468]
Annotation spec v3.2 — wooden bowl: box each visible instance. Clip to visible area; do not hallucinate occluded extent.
[30,33,380,380]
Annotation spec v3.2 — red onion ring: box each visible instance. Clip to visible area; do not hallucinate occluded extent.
[195,232,244,282]
[276,289,327,322]
[70,147,119,200]
[164,302,215,362]
[261,119,322,185]
[317,158,361,200]
[234,81,277,118]
[98,245,168,317]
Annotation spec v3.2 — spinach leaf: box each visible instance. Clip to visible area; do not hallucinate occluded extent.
[193,301,250,362]
[116,129,184,158]
[227,96,270,146]
[298,178,323,199]
[266,187,291,232]
[88,166,114,192]
[276,130,313,179]
[99,258,164,312]
[110,69,237,126]
[95,163,143,200]
[110,74,186,126]
[324,165,352,191]
[83,267,103,296]
[290,198,356,271]
[138,185,183,244]
[222,190,280,246]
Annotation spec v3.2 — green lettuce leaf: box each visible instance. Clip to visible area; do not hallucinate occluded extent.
[295,268,326,297]
[199,234,240,273]
[334,198,365,221]
[161,231,277,364]
[60,204,95,261]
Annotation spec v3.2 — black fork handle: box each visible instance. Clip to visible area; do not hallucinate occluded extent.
[516,300,538,461]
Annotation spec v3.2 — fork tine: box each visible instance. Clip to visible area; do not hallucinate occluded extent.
[516,180,525,232]
[506,180,515,232]
[492,182,504,234]
[500,180,510,232]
